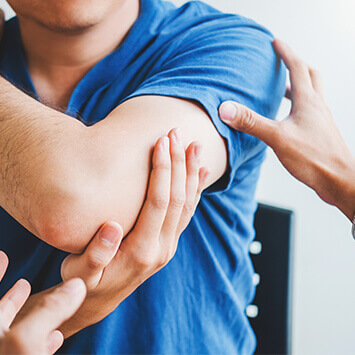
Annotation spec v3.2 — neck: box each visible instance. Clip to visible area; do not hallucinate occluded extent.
[18,0,139,110]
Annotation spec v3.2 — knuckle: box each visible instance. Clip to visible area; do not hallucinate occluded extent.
[149,195,170,210]
[157,252,171,268]
[131,248,170,272]
[40,293,63,311]
[188,164,200,176]
[153,161,171,172]
[132,252,155,271]
[169,194,185,209]
[238,109,255,132]
[172,153,185,165]
[183,201,196,216]
[86,253,106,270]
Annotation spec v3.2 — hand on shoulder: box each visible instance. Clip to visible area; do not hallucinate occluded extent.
[219,39,355,221]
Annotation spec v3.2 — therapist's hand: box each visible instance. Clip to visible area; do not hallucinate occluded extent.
[17,130,209,339]
[219,39,355,221]
[59,130,209,337]
[0,251,86,355]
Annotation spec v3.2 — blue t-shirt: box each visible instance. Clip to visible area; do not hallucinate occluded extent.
[0,0,285,354]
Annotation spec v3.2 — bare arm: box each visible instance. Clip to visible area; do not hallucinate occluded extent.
[14,134,208,339]
[0,77,227,253]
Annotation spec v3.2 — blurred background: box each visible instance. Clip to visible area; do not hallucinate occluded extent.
[1,0,354,354]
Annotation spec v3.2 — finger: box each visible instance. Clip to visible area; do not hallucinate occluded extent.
[12,279,86,340]
[273,38,313,97]
[219,101,279,148]
[160,128,186,241]
[132,136,171,241]
[48,330,64,354]
[0,9,4,40]
[309,67,324,95]
[0,279,31,329]
[61,222,123,289]
[196,167,211,199]
[0,251,8,282]
[176,166,210,239]
[175,142,201,237]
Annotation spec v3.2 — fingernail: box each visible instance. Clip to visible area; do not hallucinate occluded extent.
[162,136,169,152]
[61,278,85,294]
[99,223,120,247]
[172,128,182,144]
[194,144,202,158]
[220,102,237,121]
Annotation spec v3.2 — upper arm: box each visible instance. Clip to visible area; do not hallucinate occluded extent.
[91,95,228,234]
[40,96,227,253]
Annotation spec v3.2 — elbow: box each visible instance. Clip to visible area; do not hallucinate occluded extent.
[34,182,98,254]
[37,210,88,255]
[30,127,108,254]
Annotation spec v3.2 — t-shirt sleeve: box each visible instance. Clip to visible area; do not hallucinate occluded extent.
[124,9,286,193]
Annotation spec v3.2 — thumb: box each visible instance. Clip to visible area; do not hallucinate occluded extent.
[47,330,64,354]
[219,101,279,147]
[61,222,124,289]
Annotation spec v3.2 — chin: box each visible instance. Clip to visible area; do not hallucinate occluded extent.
[7,0,115,33]
[39,14,105,33]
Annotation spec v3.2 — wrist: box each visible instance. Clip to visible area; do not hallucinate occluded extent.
[332,155,355,221]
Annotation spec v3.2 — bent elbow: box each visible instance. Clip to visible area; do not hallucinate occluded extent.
[34,184,98,254]
[37,212,87,254]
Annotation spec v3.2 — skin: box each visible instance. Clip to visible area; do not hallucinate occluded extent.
[4,134,209,349]
[0,0,227,254]
[15,131,209,338]
[7,0,135,33]
[219,39,355,221]
[0,250,87,354]
[10,0,140,109]
[0,0,217,341]
[0,6,351,351]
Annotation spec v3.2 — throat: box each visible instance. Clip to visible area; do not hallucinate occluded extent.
[18,0,140,111]
[30,65,92,112]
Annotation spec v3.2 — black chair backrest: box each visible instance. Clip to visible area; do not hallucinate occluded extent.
[248,203,294,355]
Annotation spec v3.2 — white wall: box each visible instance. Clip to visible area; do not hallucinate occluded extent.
[171,1,355,354]
[1,1,355,354]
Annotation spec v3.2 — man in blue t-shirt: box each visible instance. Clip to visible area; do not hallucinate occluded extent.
[0,0,285,353]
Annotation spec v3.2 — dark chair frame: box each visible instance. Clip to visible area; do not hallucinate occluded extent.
[249,203,295,355]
